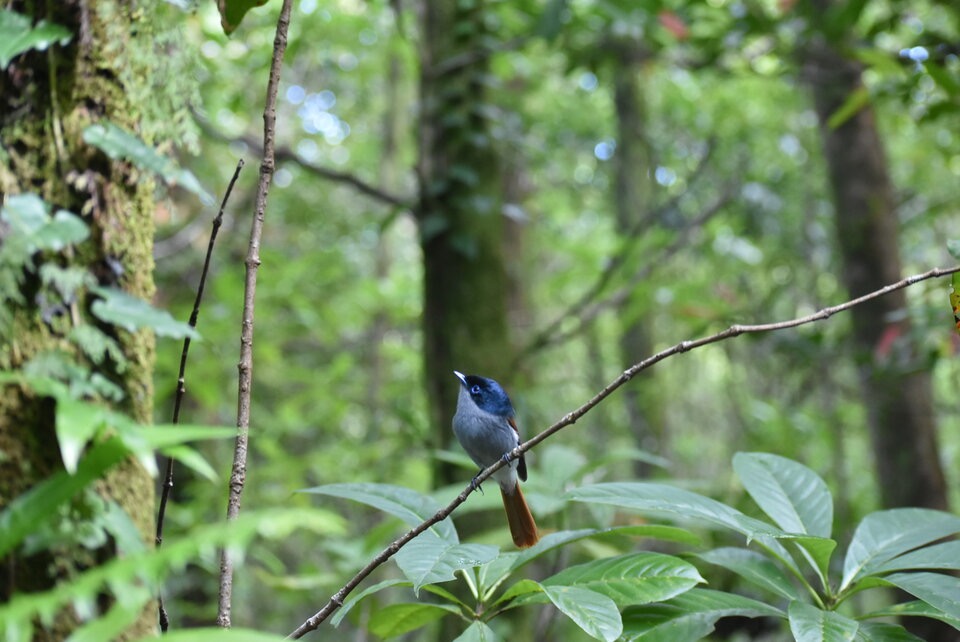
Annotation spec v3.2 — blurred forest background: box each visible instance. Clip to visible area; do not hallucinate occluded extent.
[154,0,959,634]
[2,0,960,639]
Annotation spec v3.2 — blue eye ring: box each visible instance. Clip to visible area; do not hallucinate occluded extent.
[470,385,481,394]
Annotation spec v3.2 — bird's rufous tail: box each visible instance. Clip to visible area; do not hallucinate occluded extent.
[501,483,539,548]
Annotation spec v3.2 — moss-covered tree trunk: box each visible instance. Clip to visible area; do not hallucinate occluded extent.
[417,0,511,488]
[0,1,178,638]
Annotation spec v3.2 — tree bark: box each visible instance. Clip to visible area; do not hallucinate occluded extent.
[611,44,665,477]
[0,1,178,638]
[417,0,512,487]
[806,43,948,513]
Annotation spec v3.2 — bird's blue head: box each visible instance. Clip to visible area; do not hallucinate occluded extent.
[454,371,515,417]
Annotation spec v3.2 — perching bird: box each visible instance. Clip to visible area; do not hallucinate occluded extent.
[452,371,539,548]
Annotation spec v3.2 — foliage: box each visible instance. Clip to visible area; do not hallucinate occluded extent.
[308,453,959,641]
[0,9,70,69]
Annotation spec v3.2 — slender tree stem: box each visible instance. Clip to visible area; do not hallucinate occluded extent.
[156,159,243,631]
[287,264,960,638]
[217,0,294,628]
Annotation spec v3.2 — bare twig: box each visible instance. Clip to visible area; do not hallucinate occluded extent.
[156,158,244,632]
[193,114,410,210]
[217,0,294,628]
[287,264,960,638]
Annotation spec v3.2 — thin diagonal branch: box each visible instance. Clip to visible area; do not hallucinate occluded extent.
[156,158,244,632]
[288,264,960,638]
[217,0,294,628]
[194,114,410,210]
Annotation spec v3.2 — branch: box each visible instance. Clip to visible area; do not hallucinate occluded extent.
[288,264,960,638]
[194,113,411,210]
[517,177,732,364]
[156,159,243,632]
[217,0,293,628]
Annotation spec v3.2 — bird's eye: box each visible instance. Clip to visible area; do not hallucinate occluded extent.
[470,385,481,394]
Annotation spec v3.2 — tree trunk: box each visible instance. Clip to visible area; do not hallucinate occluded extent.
[806,44,948,513]
[0,1,177,638]
[417,0,511,488]
[610,45,665,477]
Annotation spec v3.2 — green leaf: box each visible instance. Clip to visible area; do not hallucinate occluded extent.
[855,622,924,642]
[788,600,859,642]
[300,483,458,543]
[90,286,200,339]
[882,572,960,622]
[841,509,960,590]
[827,86,870,130]
[331,578,409,627]
[158,445,219,482]
[541,585,623,642]
[453,621,500,642]
[733,452,836,585]
[367,602,460,639]
[565,482,798,572]
[698,547,804,601]
[0,9,71,69]
[862,600,960,630]
[55,396,110,473]
[217,0,271,35]
[872,540,960,574]
[1,194,88,253]
[65,584,151,642]
[733,452,833,537]
[0,508,344,634]
[542,553,703,607]
[394,531,498,593]
[82,122,212,204]
[946,240,960,260]
[923,60,960,97]
[133,629,288,642]
[621,589,785,641]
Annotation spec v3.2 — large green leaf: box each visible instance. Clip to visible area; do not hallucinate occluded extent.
[621,588,784,641]
[330,578,408,627]
[872,540,960,574]
[733,452,833,538]
[882,572,960,624]
[862,600,960,630]
[540,585,623,642]
[393,531,498,593]
[698,547,804,601]
[566,482,799,573]
[82,122,212,204]
[300,482,458,543]
[854,622,924,642]
[542,553,703,607]
[841,509,960,590]
[453,621,500,642]
[0,9,71,69]
[479,526,699,602]
[367,602,460,639]
[788,600,859,642]
[90,286,200,339]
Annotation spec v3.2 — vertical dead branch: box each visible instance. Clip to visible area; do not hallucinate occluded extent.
[157,159,244,631]
[216,0,295,628]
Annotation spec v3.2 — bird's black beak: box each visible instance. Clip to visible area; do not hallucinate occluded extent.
[453,370,468,387]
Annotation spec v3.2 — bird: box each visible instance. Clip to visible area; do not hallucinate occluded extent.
[452,371,539,548]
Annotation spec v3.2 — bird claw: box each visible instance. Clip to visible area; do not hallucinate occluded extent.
[470,474,484,495]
